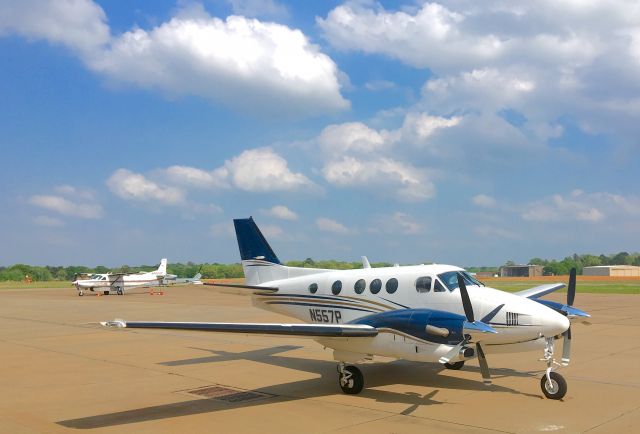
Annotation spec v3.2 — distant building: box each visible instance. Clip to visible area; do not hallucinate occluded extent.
[499,265,544,277]
[583,265,640,277]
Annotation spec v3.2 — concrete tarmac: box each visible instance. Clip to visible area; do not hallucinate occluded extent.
[0,286,638,433]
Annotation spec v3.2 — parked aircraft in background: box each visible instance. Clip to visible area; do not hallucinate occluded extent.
[74,259,167,296]
[103,219,589,399]
[162,271,203,286]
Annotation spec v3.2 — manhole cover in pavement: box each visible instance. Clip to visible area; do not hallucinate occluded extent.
[184,385,275,403]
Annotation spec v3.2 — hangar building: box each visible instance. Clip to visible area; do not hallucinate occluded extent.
[583,265,640,277]
[499,265,544,277]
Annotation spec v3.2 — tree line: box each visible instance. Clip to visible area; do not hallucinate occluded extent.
[0,252,637,281]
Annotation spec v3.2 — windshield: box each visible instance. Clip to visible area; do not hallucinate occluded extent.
[437,271,484,291]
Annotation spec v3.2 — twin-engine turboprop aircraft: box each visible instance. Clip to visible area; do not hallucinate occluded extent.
[74,258,167,296]
[102,218,590,399]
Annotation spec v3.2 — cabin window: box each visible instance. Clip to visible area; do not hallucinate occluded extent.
[415,276,432,293]
[434,279,447,292]
[370,278,382,294]
[308,283,318,294]
[386,278,398,294]
[331,280,342,295]
[354,279,366,294]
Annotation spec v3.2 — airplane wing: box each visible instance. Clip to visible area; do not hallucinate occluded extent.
[100,319,377,338]
[514,283,565,299]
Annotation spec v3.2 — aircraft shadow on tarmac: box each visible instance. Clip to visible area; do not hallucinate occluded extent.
[58,345,542,429]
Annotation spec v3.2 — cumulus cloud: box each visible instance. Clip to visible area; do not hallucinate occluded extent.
[318,1,640,149]
[106,169,184,205]
[226,0,289,20]
[0,0,109,55]
[162,165,229,189]
[317,122,391,155]
[323,156,434,202]
[261,205,298,220]
[1,0,348,116]
[316,217,349,234]
[370,212,424,235]
[224,148,316,192]
[29,194,103,219]
[522,190,640,223]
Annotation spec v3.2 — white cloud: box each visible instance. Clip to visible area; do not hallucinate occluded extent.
[370,212,424,235]
[1,0,348,116]
[261,205,298,220]
[106,169,184,205]
[473,194,497,208]
[317,122,391,155]
[33,215,65,227]
[521,190,640,223]
[322,156,434,202]
[224,148,316,192]
[0,0,110,55]
[29,194,103,219]
[162,165,229,189]
[316,217,349,234]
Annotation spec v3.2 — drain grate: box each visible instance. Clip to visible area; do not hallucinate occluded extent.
[184,385,274,403]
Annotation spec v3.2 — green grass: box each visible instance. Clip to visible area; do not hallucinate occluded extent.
[0,281,73,290]
[487,280,640,294]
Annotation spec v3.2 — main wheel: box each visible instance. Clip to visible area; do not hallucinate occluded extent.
[116,288,123,295]
[78,290,84,296]
[103,291,110,295]
[339,365,364,394]
[444,361,465,370]
[541,371,567,400]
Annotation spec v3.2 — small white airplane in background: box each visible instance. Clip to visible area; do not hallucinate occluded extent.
[103,219,590,400]
[162,271,203,286]
[74,259,167,296]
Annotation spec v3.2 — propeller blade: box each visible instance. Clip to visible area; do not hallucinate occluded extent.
[561,327,572,366]
[457,273,474,323]
[476,342,491,385]
[567,268,576,306]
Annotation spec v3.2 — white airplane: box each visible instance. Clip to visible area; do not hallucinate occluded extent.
[162,271,203,286]
[74,259,167,296]
[102,218,589,399]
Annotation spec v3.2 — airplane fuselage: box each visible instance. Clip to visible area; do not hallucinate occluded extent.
[249,262,569,363]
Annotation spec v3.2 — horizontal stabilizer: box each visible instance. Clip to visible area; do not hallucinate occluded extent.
[101,320,378,338]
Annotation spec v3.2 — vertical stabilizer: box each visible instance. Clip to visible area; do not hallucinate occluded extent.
[156,258,167,276]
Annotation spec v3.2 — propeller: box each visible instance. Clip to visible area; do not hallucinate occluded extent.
[561,268,576,365]
[439,273,496,385]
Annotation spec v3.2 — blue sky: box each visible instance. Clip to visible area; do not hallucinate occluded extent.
[1,0,639,267]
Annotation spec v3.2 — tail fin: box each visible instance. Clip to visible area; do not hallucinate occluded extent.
[192,273,202,280]
[156,258,167,276]
[233,217,280,264]
[233,217,332,285]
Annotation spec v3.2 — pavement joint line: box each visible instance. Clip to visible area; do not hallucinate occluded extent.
[583,404,640,432]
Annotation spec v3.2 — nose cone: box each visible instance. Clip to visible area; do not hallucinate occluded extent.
[543,310,570,337]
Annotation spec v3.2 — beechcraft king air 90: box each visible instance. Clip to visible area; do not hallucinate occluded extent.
[102,218,590,399]
[74,259,167,296]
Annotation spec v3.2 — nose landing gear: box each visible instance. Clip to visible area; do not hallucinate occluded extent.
[539,337,567,399]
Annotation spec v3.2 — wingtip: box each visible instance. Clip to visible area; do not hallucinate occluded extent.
[101,319,126,328]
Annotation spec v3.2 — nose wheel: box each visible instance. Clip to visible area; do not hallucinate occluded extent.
[338,363,364,394]
[444,361,465,370]
[539,337,567,400]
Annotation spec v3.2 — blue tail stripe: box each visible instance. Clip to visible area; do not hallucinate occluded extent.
[234,217,280,264]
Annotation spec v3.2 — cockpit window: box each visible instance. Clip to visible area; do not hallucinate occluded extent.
[437,271,483,291]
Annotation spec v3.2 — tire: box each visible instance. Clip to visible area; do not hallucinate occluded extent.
[444,361,465,370]
[104,291,110,295]
[78,290,84,296]
[339,365,364,394]
[541,371,567,400]
[116,288,123,295]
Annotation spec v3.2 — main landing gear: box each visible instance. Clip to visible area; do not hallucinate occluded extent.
[337,363,364,394]
[444,361,465,370]
[540,337,567,400]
